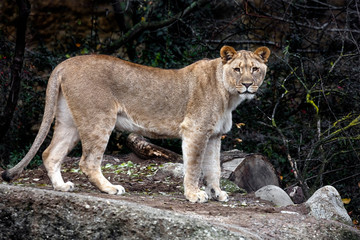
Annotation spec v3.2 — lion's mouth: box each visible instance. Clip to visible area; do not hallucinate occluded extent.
[238,90,255,94]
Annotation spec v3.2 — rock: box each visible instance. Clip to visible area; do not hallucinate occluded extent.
[305,185,352,225]
[0,185,252,239]
[286,186,306,204]
[221,153,279,192]
[255,185,294,207]
[1,184,359,239]
[154,162,184,179]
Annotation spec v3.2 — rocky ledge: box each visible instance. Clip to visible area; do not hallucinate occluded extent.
[0,184,359,240]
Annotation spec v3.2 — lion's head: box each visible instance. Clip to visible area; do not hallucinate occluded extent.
[220,46,270,99]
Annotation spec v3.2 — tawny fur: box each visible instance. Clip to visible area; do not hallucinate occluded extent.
[2,46,270,203]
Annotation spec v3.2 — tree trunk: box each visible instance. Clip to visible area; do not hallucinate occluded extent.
[0,0,31,142]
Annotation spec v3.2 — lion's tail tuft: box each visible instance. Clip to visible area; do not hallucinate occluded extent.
[1,169,14,182]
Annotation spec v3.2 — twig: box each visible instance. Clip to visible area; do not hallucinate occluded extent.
[107,0,207,51]
[329,41,345,74]
[330,172,360,185]
[246,0,360,33]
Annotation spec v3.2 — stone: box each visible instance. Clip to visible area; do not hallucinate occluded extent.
[255,185,294,207]
[1,184,359,239]
[154,162,184,179]
[0,185,251,239]
[286,185,306,204]
[305,185,352,225]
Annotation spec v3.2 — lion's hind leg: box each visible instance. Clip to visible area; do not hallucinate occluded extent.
[42,99,80,192]
[78,116,125,195]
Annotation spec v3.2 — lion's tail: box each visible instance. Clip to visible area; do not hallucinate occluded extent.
[1,69,62,182]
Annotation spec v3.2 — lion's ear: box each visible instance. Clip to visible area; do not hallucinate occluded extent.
[254,46,271,63]
[220,46,237,64]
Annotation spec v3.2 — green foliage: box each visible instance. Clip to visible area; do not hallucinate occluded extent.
[101,161,162,179]
[220,179,246,194]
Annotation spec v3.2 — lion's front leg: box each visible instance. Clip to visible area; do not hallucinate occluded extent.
[202,135,228,202]
[182,131,209,203]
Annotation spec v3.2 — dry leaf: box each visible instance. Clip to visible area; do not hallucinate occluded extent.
[342,198,351,204]
[236,123,245,128]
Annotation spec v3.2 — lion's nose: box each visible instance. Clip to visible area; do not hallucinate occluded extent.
[242,82,253,88]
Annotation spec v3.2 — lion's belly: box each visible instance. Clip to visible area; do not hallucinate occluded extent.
[115,115,142,133]
[115,113,181,139]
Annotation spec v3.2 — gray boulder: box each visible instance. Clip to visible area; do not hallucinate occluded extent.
[0,184,252,239]
[255,185,294,206]
[154,162,184,179]
[306,185,352,225]
[1,184,359,239]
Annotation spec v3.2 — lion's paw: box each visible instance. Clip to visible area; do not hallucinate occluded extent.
[217,190,229,202]
[54,181,75,192]
[206,187,229,202]
[103,184,125,195]
[114,185,126,195]
[185,190,209,203]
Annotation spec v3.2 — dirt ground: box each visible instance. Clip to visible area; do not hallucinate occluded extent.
[0,154,303,211]
[1,155,359,238]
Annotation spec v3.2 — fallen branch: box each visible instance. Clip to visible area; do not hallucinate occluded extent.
[126,133,182,162]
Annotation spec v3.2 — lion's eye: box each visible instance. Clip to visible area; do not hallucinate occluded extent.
[234,68,240,73]
[252,67,259,72]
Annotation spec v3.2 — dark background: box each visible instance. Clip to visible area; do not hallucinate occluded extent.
[1,0,359,225]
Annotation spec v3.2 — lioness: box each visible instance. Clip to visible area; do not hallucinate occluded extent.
[2,46,270,203]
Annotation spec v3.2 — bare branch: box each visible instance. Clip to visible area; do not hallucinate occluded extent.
[247,1,360,33]
[282,0,345,10]
[108,0,207,51]
[204,39,278,47]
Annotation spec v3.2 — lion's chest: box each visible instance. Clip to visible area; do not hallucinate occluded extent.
[213,94,248,135]
[214,111,233,134]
